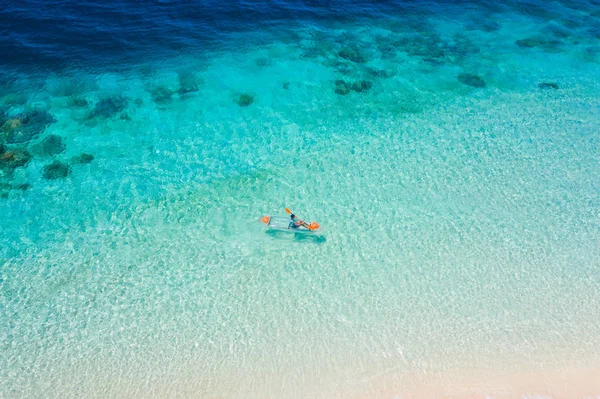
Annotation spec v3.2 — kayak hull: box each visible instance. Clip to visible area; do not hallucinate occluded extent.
[261,216,319,232]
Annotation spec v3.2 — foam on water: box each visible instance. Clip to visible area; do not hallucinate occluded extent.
[1,1,600,397]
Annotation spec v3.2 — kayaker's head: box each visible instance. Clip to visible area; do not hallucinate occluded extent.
[290,214,296,220]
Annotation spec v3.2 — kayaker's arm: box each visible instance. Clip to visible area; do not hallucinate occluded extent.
[300,221,310,229]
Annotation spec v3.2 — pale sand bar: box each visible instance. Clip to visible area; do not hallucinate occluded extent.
[348,367,600,399]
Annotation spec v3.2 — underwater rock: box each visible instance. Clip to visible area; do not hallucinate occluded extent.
[39,134,66,156]
[0,107,7,126]
[26,109,57,126]
[448,34,480,57]
[458,73,486,88]
[177,70,201,96]
[236,93,254,107]
[350,80,374,93]
[1,92,28,107]
[366,68,393,78]
[515,37,562,50]
[70,96,89,107]
[3,109,56,144]
[42,160,71,179]
[423,57,445,66]
[255,57,268,67]
[334,79,373,95]
[177,84,199,96]
[2,118,23,132]
[333,63,353,75]
[338,47,366,63]
[90,95,128,119]
[151,87,175,104]
[516,38,541,48]
[282,81,290,90]
[538,82,559,90]
[0,148,32,172]
[71,153,94,164]
[398,33,445,58]
[15,183,31,191]
[334,80,351,95]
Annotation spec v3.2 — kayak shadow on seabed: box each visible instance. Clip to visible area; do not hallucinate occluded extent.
[265,229,327,244]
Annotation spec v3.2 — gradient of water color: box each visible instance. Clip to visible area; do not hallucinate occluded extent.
[1,0,600,397]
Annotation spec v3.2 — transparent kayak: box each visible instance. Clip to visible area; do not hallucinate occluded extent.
[261,216,320,232]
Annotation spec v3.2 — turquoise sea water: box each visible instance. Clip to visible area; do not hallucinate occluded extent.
[2,1,600,397]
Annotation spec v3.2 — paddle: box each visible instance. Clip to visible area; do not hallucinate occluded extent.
[285,208,319,231]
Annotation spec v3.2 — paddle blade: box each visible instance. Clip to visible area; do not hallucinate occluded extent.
[308,222,320,231]
[261,216,271,225]
[285,208,291,214]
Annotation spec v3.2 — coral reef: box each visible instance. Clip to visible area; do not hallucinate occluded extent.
[2,109,56,144]
[0,148,32,174]
[89,95,128,119]
[38,135,66,156]
[458,73,486,88]
[237,93,254,107]
[538,82,559,89]
[151,87,175,104]
[71,153,94,164]
[42,160,71,179]
[334,79,374,95]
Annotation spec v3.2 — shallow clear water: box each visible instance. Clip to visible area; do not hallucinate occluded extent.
[1,0,600,397]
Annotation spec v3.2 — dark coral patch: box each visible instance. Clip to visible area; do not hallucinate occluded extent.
[237,93,254,107]
[334,79,374,95]
[538,82,559,90]
[3,109,56,144]
[367,68,393,78]
[39,134,66,156]
[516,37,562,51]
[0,106,8,126]
[0,148,32,172]
[90,96,128,119]
[177,70,201,95]
[516,38,542,48]
[458,73,486,88]
[397,33,445,58]
[70,96,89,107]
[334,80,351,95]
[42,160,71,179]
[350,80,374,93]
[338,47,366,63]
[151,87,175,104]
[71,153,94,164]
[255,57,269,67]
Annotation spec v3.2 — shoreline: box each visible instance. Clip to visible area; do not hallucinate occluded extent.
[347,365,600,399]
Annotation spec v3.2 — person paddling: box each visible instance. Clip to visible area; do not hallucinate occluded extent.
[284,208,320,231]
[289,213,310,229]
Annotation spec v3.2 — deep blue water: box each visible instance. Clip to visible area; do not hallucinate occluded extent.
[0,0,400,71]
[3,0,599,72]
